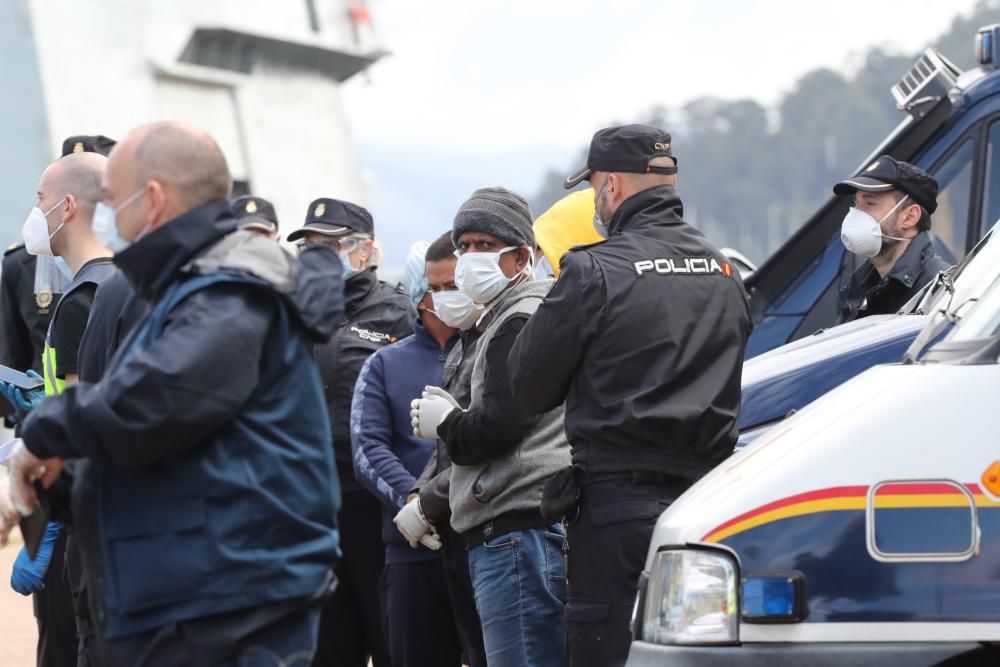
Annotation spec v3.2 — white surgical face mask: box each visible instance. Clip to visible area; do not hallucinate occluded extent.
[840,195,910,258]
[22,198,66,256]
[93,187,146,253]
[430,290,483,330]
[454,246,530,305]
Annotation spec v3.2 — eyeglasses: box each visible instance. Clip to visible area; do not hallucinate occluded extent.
[296,236,365,255]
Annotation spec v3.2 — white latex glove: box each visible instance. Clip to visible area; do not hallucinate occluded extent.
[419,529,442,551]
[0,473,17,546]
[423,385,460,409]
[394,496,435,548]
[410,393,457,439]
[6,440,54,517]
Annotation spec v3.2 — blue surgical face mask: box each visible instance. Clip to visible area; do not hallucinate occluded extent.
[592,179,610,239]
[339,249,359,279]
[93,187,146,253]
[53,256,72,280]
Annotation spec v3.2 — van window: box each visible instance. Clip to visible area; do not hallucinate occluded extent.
[867,480,977,562]
[929,139,974,261]
[983,121,1000,236]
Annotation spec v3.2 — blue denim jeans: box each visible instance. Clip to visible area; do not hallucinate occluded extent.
[467,523,568,667]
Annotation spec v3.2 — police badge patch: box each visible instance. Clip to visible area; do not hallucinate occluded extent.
[36,290,53,311]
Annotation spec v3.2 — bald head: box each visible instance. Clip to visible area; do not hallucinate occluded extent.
[103,122,232,241]
[617,156,678,191]
[591,156,678,224]
[128,122,231,208]
[42,152,106,216]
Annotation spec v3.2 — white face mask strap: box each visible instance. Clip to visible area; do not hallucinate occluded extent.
[116,187,146,214]
[43,197,69,242]
[879,195,912,242]
[878,194,908,224]
[498,245,533,279]
[43,197,66,218]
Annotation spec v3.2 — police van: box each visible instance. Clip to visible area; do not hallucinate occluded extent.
[737,218,1000,449]
[626,268,1000,665]
[747,23,1000,358]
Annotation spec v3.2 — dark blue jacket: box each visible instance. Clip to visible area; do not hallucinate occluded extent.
[351,319,456,564]
[22,201,343,639]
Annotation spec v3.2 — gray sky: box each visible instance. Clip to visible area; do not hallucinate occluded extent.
[341,0,983,274]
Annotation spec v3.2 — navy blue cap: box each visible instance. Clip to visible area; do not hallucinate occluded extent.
[287,198,374,242]
[565,124,678,189]
[834,155,939,214]
[61,135,116,157]
[231,196,279,234]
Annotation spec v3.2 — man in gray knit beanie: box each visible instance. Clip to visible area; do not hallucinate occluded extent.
[451,187,536,251]
[410,185,571,665]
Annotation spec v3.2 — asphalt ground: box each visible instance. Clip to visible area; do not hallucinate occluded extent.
[0,529,39,666]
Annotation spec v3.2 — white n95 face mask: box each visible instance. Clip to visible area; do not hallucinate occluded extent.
[22,199,66,256]
[430,290,483,330]
[840,195,910,258]
[455,247,529,304]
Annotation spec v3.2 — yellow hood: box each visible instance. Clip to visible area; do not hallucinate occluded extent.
[533,188,601,278]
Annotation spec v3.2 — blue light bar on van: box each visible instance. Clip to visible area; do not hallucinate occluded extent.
[741,573,805,622]
[977,24,999,70]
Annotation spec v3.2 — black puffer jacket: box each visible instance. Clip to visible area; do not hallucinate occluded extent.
[509,185,752,481]
[317,267,415,492]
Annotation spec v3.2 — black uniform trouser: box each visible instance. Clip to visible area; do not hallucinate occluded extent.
[440,533,487,667]
[34,527,78,667]
[566,478,682,667]
[313,490,389,667]
[379,559,462,667]
[64,528,104,667]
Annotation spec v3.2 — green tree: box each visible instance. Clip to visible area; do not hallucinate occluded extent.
[531,0,1000,263]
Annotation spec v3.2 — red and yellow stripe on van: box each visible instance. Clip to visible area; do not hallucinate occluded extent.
[702,483,1000,544]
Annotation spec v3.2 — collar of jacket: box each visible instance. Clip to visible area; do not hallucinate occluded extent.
[414,316,460,352]
[882,231,936,289]
[343,267,380,315]
[476,277,554,331]
[114,200,237,299]
[606,184,685,236]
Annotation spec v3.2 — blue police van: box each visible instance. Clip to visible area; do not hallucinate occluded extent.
[737,218,999,447]
[746,23,1000,359]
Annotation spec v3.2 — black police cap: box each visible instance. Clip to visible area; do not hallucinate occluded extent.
[61,135,117,157]
[231,196,279,234]
[287,198,374,242]
[833,155,939,214]
[564,124,678,189]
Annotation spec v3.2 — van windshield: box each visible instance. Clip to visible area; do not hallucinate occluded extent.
[947,275,1000,342]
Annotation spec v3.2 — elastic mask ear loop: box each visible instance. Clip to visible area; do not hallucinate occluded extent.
[45,197,67,241]
[878,195,911,242]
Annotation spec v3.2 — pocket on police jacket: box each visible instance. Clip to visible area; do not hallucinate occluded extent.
[105,499,212,613]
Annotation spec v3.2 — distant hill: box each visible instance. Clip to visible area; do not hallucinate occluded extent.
[530,0,1000,264]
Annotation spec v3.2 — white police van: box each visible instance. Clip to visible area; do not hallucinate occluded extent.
[626,272,1000,665]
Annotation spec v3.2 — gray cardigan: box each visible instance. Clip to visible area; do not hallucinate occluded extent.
[448,279,571,534]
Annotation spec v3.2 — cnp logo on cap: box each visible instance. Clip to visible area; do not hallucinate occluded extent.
[230,195,279,234]
[287,197,375,242]
[565,124,679,189]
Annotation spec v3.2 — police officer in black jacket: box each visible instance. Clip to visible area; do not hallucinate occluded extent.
[509,124,753,667]
[289,198,414,667]
[833,156,949,323]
